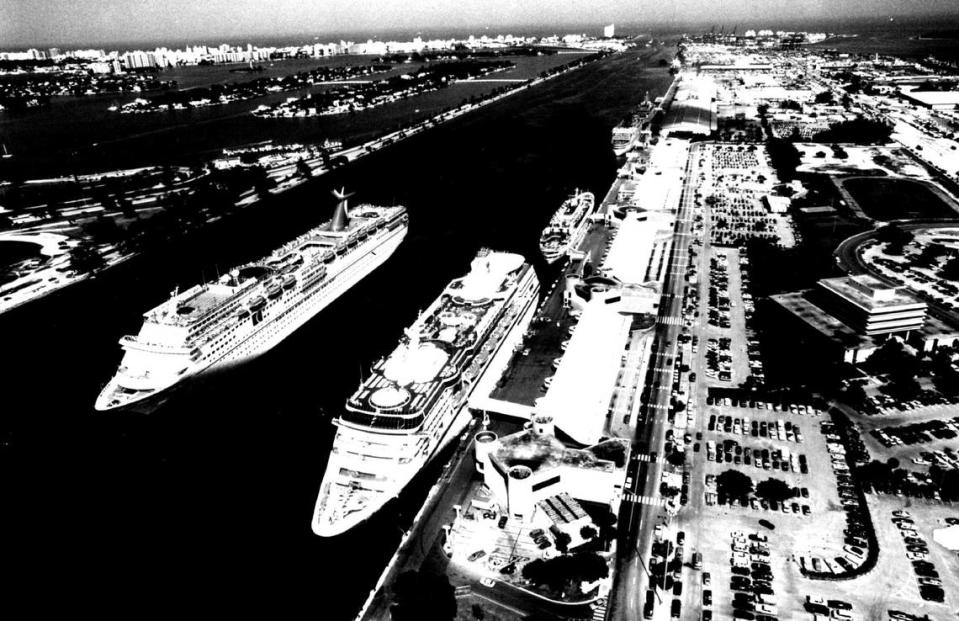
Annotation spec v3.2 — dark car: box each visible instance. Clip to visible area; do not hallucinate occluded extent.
[920,585,945,602]
[703,590,712,606]
[497,516,508,529]
[828,600,852,611]
[758,519,775,530]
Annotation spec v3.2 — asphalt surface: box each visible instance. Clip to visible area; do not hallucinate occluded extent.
[606,143,699,620]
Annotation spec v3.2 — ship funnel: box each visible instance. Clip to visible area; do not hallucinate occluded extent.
[330,187,353,232]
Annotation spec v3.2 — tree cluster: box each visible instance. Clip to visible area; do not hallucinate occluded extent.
[521,552,609,592]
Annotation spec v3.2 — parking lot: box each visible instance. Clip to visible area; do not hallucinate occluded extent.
[774,495,959,620]
[855,404,959,471]
[697,247,754,388]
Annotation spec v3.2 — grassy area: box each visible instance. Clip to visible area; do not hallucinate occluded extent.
[843,177,957,221]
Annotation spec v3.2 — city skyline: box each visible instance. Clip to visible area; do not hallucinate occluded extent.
[5,0,959,48]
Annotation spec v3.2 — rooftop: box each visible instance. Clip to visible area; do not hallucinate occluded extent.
[490,429,628,475]
[818,275,926,312]
[770,290,870,348]
[536,299,632,445]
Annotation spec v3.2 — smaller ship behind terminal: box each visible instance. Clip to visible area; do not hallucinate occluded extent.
[312,249,540,536]
[95,190,408,411]
[538,190,596,264]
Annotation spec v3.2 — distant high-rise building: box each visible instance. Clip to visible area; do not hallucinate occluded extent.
[48,47,61,59]
[122,50,155,70]
[603,23,615,38]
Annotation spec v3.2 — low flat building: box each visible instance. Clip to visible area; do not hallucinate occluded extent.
[900,87,959,110]
[763,195,791,214]
[536,299,632,445]
[770,290,879,363]
[475,426,629,521]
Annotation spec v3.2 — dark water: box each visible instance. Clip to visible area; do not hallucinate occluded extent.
[0,240,42,270]
[0,46,675,613]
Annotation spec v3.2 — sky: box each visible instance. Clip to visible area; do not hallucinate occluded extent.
[4,0,959,48]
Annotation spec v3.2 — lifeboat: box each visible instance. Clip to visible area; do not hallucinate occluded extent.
[282,275,296,289]
[236,307,251,319]
[266,282,282,299]
[248,296,266,311]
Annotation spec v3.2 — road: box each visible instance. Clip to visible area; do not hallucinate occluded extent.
[606,143,700,620]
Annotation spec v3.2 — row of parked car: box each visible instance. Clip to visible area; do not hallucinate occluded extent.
[891,510,945,603]
[803,594,855,619]
[707,254,733,331]
[798,421,872,576]
[709,413,806,444]
[726,530,778,621]
[859,387,959,416]
[871,416,959,447]
[705,395,821,416]
[736,253,767,386]
[705,336,733,383]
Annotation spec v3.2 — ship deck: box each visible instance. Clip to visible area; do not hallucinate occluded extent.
[343,252,529,427]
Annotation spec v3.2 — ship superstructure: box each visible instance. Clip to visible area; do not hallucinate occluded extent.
[312,249,540,536]
[611,92,655,156]
[95,191,408,411]
[611,120,638,156]
[538,190,596,264]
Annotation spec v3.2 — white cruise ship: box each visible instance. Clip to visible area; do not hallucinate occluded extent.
[610,120,638,156]
[312,249,540,536]
[95,191,408,411]
[538,190,596,264]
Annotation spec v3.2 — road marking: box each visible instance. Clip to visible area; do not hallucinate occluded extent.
[634,453,666,464]
[624,492,668,507]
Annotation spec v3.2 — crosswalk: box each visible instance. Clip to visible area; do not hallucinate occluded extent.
[622,491,668,506]
[658,315,684,326]
[634,453,666,464]
[591,596,608,621]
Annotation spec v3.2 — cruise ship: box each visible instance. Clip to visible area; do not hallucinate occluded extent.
[538,190,596,264]
[611,93,656,156]
[312,249,540,536]
[95,191,408,411]
[611,120,638,156]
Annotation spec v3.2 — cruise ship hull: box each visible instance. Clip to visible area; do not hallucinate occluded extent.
[96,221,407,412]
[312,267,538,537]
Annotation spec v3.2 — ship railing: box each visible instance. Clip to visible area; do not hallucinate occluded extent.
[121,335,192,355]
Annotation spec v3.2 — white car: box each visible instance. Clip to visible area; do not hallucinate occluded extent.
[480,578,496,588]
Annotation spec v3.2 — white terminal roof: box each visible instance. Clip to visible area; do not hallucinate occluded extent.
[900,87,959,108]
[603,211,675,285]
[538,300,631,445]
[631,139,689,213]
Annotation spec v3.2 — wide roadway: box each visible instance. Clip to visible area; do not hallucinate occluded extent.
[606,143,700,620]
